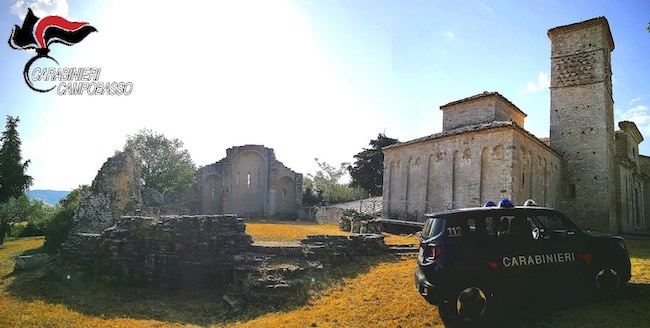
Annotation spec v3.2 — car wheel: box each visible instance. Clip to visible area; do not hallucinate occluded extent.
[438,284,493,328]
[594,266,620,295]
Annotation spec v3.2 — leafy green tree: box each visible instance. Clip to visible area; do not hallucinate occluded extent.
[0,116,33,204]
[302,178,324,206]
[0,116,33,244]
[6,196,52,238]
[348,133,399,196]
[124,129,196,195]
[0,194,31,244]
[307,159,363,205]
[44,185,89,252]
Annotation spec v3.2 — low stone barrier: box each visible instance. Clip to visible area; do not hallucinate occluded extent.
[339,215,382,234]
[59,215,252,289]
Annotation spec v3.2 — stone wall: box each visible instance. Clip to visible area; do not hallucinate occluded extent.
[59,214,392,310]
[441,92,526,131]
[382,122,560,220]
[191,145,303,218]
[60,215,252,290]
[549,17,616,231]
[314,206,346,224]
[339,216,382,234]
[72,151,142,233]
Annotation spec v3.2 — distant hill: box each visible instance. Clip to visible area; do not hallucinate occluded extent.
[27,190,70,205]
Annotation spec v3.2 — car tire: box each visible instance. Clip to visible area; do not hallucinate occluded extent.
[438,283,495,328]
[592,266,621,295]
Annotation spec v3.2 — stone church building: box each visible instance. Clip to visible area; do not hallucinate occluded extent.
[382,17,649,233]
[190,145,303,218]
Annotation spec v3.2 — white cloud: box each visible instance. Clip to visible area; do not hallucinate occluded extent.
[480,2,493,15]
[524,72,550,93]
[629,97,642,106]
[10,0,68,19]
[441,31,455,39]
[619,105,650,134]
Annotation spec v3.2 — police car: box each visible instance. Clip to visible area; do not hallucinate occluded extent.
[414,199,632,327]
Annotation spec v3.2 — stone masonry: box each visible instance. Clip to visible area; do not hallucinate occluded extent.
[71,150,142,233]
[382,17,649,233]
[189,145,303,218]
[60,215,252,290]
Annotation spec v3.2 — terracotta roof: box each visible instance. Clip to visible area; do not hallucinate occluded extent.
[383,121,559,157]
[439,91,527,117]
[547,16,614,51]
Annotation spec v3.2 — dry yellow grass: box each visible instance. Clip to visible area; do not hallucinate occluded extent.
[0,238,190,328]
[245,221,418,245]
[223,258,443,328]
[246,222,349,243]
[1,233,650,327]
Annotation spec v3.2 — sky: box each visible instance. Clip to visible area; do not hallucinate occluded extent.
[0,0,649,191]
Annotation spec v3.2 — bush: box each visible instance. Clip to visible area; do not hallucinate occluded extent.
[43,186,88,253]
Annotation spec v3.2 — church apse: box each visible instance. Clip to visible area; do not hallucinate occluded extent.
[192,145,302,218]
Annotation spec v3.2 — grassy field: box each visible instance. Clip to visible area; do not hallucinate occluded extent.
[0,223,648,327]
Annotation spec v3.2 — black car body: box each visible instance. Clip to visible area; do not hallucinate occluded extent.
[414,200,631,327]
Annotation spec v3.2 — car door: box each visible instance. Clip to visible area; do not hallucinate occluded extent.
[494,211,543,309]
[532,211,589,301]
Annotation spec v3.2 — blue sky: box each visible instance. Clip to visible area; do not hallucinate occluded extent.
[1,0,649,190]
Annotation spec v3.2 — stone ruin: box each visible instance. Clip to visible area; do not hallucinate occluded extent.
[54,150,393,310]
[338,210,383,234]
[71,150,141,233]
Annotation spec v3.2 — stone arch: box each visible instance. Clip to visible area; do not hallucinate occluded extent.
[232,150,268,216]
[275,176,295,216]
[202,174,222,214]
[463,148,471,159]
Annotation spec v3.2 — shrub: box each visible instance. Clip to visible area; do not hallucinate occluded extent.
[43,185,88,253]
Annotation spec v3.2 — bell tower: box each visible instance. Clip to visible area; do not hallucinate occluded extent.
[548,17,616,231]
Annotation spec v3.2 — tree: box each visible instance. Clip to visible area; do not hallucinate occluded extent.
[0,116,33,204]
[347,133,399,196]
[0,194,31,244]
[302,178,324,206]
[124,129,196,195]
[0,195,52,239]
[306,159,363,205]
[44,185,89,252]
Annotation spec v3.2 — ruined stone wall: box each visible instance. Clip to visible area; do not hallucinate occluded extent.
[60,215,252,289]
[549,17,616,231]
[192,145,302,218]
[72,151,142,233]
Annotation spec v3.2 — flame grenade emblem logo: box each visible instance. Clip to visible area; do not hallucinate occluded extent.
[8,8,97,92]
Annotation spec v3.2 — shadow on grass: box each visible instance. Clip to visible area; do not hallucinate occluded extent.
[4,251,398,326]
[513,282,650,328]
